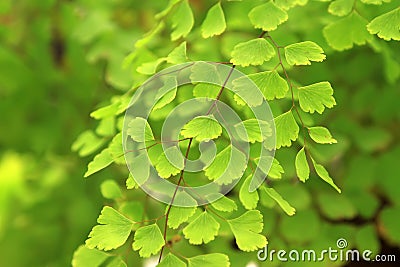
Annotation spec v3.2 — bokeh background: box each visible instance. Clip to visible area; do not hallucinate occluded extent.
[0,0,399,266]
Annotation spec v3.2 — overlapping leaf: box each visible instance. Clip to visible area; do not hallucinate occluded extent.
[155,146,184,178]
[204,145,247,185]
[168,191,197,229]
[233,70,288,101]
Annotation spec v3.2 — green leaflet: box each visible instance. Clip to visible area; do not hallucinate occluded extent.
[268,158,284,179]
[153,76,178,111]
[227,210,267,251]
[232,70,288,101]
[248,2,288,31]
[100,180,123,200]
[86,207,134,251]
[295,147,310,182]
[234,119,272,143]
[183,211,220,244]
[132,224,165,257]
[367,8,400,41]
[187,253,230,267]
[311,158,342,193]
[167,42,187,64]
[274,111,299,149]
[201,2,226,38]
[181,115,222,142]
[72,246,110,267]
[127,117,155,143]
[158,253,186,267]
[284,41,326,66]
[155,146,184,178]
[239,175,259,210]
[204,145,247,185]
[230,38,276,67]
[167,191,197,229]
[263,187,296,216]
[298,82,336,114]
[309,126,337,144]
[328,0,354,17]
[171,0,194,40]
[323,12,371,51]
[209,195,237,212]
[84,148,114,177]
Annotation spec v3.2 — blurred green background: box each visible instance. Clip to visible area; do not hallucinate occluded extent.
[0,0,399,266]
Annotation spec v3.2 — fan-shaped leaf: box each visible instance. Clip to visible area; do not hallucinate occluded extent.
[323,12,371,51]
[249,2,288,31]
[298,82,336,114]
[171,0,194,40]
[132,224,164,257]
[86,207,134,251]
[201,3,226,38]
[227,210,267,251]
[183,211,220,244]
[230,38,275,67]
[284,41,326,65]
[181,115,222,142]
[367,8,400,41]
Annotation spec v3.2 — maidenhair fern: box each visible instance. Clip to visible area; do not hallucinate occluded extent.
[71,0,399,266]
